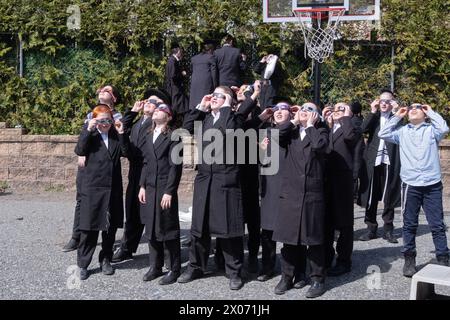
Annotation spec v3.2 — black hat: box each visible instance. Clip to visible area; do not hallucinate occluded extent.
[380,88,394,96]
[351,100,362,114]
[143,87,172,106]
[170,42,181,50]
[272,96,293,106]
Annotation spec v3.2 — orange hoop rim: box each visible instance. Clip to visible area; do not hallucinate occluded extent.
[293,7,346,13]
[293,7,346,20]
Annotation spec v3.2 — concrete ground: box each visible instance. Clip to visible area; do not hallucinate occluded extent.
[0,191,449,300]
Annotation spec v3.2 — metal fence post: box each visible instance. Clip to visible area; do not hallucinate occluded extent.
[18,33,23,77]
[390,44,395,93]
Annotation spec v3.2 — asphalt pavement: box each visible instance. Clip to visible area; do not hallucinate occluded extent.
[0,192,449,300]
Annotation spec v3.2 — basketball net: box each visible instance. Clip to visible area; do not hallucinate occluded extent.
[293,8,346,63]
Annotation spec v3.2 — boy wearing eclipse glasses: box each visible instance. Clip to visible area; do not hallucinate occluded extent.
[378,102,449,276]
[112,89,172,263]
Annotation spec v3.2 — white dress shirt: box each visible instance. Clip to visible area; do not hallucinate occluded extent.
[98,129,109,149]
[333,123,341,134]
[299,126,307,141]
[212,110,221,124]
[375,112,391,166]
[153,127,162,143]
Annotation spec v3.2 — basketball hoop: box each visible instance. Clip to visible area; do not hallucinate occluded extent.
[293,7,346,63]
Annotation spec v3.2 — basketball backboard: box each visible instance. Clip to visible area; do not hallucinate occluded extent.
[263,0,380,22]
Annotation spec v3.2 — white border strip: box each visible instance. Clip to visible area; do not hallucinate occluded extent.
[263,0,380,23]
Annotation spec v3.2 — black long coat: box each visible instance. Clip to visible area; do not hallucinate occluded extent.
[120,110,153,228]
[254,60,284,109]
[259,124,285,231]
[272,122,329,246]
[351,115,366,181]
[324,116,361,228]
[75,128,130,231]
[139,130,182,241]
[183,101,256,238]
[164,55,188,114]
[189,52,218,109]
[358,112,402,209]
[213,45,246,87]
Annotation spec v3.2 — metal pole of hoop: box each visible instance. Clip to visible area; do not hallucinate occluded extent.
[312,17,321,107]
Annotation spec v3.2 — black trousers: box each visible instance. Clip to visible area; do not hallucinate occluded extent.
[120,165,145,253]
[149,238,181,272]
[365,164,395,231]
[215,194,260,261]
[189,234,244,278]
[242,192,261,258]
[71,172,82,241]
[280,244,325,283]
[324,225,354,269]
[77,227,117,269]
[71,198,81,241]
[261,229,276,274]
[189,190,244,278]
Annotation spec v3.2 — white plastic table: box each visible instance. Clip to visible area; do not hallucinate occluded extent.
[410,264,450,300]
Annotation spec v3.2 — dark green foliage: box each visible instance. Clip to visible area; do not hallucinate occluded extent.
[0,0,448,133]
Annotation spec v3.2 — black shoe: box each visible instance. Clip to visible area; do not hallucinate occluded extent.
[143,268,163,282]
[327,264,351,277]
[158,271,180,285]
[306,281,326,298]
[247,255,258,274]
[79,268,89,280]
[274,276,293,295]
[403,253,417,278]
[436,255,449,267]
[257,270,275,282]
[293,273,308,289]
[111,247,133,263]
[100,258,114,275]
[359,229,377,241]
[383,231,398,244]
[177,268,204,284]
[230,276,244,290]
[62,238,79,252]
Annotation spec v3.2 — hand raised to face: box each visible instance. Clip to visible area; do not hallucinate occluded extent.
[306,111,319,126]
[395,107,408,118]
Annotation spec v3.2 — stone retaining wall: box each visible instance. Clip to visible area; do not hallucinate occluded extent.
[0,122,449,200]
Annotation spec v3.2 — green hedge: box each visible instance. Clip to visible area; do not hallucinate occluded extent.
[0,0,448,134]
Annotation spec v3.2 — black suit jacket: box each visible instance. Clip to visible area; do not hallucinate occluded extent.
[183,102,257,238]
[272,121,329,246]
[164,55,188,114]
[324,116,361,227]
[189,52,218,109]
[75,128,130,231]
[139,131,182,241]
[359,111,402,208]
[214,45,246,87]
[121,109,153,220]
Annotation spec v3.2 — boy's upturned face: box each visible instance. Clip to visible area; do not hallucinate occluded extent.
[211,88,227,111]
[379,92,394,113]
[152,108,170,123]
[332,103,346,121]
[97,85,115,107]
[408,104,426,123]
[274,109,291,124]
[144,95,162,115]
[95,112,113,133]
[299,103,318,122]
